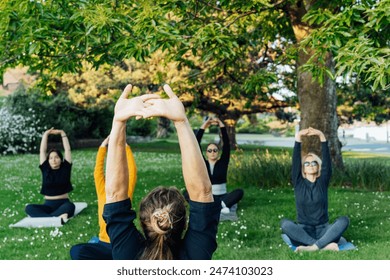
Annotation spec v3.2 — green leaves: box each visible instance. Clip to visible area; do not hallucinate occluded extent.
[300,1,390,91]
[2,0,387,120]
[1,0,143,81]
[336,36,389,91]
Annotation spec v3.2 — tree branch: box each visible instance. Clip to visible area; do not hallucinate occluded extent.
[225,0,287,28]
[225,10,257,28]
[182,92,288,117]
[198,0,224,11]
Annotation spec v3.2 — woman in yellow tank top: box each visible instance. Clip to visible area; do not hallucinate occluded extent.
[70,136,137,259]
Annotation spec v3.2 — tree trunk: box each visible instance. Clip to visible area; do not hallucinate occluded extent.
[297,48,344,169]
[288,2,344,169]
[156,117,171,138]
[222,117,238,149]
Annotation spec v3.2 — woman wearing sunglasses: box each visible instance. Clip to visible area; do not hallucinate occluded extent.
[281,127,349,252]
[194,117,244,216]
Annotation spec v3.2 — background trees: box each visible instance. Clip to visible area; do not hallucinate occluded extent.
[1,0,389,167]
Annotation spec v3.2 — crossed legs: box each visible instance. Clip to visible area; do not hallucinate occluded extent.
[281,216,350,252]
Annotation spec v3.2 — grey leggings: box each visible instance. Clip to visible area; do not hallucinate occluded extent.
[280,216,350,249]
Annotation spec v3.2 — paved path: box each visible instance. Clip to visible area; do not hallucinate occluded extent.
[235,134,390,155]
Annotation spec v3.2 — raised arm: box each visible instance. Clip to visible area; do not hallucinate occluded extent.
[175,119,213,202]
[42,128,72,163]
[195,118,214,156]
[295,128,310,143]
[215,118,230,162]
[126,144,137,200]
[39,128,52,164]
[307,127,326,142]
[139,85,213,203]
[201,118,214,130]
[59,130,72,163]
[94,136,109,198]
[291,128,309,185]
[196,118,214,144]
[105,85,160,204]
[307,127,332,181]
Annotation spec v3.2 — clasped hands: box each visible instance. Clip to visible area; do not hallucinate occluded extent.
[45,128,65,135]
[114,84,186,123]
[296,127,326,142]
[299,127,323,137]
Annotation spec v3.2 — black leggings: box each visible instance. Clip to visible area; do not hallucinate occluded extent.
[215,189,244,208]
[70,241,112,260]
[25,198,75,218]
[183,189,244,208]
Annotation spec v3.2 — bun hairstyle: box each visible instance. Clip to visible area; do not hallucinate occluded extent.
[139,187,187,260]
[151,207,174,234]
[301,152,322,178]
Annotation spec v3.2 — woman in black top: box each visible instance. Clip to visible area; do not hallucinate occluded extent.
[25,128,75,223]
[195,117,243,214]
[281,127,349,252]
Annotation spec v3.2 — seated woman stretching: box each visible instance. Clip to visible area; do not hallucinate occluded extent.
[25,128,75,223]
[191,117,243,214]
[102,84,220,260]
[281,127,350,252]
[70,136,137,260]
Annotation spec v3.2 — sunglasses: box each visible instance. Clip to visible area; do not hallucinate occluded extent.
[207,148,219,153]
[303,161,318,167]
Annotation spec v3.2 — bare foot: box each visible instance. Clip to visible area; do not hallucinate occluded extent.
[295,244,319,252]
[322,242,339,251]
[59,213,69,224]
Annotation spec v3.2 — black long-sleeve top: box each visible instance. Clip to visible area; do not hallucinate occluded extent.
[291,141,332,226]
[196,127,230,185]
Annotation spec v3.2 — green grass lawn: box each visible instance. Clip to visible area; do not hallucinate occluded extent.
[0,141,390,260]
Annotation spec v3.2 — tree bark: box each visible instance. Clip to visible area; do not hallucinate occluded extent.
[288,1,344,169]
[156,117,171,138]
[297,49,344,169]
[222,117,238,149]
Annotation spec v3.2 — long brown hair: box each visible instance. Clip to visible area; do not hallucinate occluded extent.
[139,187,187,260]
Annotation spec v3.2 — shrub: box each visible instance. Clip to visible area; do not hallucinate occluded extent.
[0,85,116,152]
[127,117,157,137]
[236,120,270,134]
[228,148,390,192]
[0,84,159,154]
[0,106,44,154]
[332,159,390,191]
[229,149,292,188]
